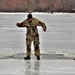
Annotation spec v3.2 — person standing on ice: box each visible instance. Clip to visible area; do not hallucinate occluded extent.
[16,13,47,60]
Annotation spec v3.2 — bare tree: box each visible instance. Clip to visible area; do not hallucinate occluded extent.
[33,0,39,11]
[61,0,72,12]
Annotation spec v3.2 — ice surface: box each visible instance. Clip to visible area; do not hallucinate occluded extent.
[0,13,75,55]
[0,13,75,75]
[0,59,75,75]
[0,53,74,59]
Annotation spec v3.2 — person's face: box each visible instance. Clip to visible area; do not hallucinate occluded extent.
[28,18,32,22]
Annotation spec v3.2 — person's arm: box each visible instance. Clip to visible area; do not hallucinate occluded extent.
[35,18,47,32]
[16,20,26,27]
[39,21,47,32]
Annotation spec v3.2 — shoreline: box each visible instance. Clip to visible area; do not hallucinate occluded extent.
[0,12,75,14]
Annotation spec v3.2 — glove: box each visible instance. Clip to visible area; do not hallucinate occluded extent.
[16,22,22,27]
[43,28,46,32]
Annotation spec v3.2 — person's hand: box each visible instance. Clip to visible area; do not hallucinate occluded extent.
[16,22,20,27]
[43,28,46,32]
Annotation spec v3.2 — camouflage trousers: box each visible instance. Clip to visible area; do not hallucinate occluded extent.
[26,34,40,56]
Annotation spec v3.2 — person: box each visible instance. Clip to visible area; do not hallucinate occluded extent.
[16,13,47,60]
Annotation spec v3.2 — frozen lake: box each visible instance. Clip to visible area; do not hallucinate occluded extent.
[0,13,75,58]
[0,59,75,75]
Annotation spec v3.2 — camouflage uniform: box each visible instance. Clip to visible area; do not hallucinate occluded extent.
[19,18,46,56]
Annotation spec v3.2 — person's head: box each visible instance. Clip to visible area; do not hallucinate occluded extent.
[27,14,33,22]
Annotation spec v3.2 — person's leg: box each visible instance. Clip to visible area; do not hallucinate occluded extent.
[24,35,32,60]
[33,35,40,60]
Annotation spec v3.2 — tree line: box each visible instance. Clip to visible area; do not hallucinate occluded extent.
[0,0,75,12]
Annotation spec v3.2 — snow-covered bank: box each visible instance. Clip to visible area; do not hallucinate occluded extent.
[0,12,74,14]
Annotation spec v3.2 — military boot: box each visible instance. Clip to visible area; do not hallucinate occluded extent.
[37,56,40,60]
[24,56,30,60]
[73,58,75,60]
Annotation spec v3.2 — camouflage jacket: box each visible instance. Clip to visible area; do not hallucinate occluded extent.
[19,18,47,35]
